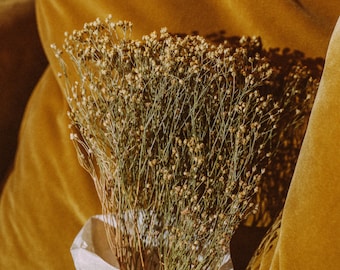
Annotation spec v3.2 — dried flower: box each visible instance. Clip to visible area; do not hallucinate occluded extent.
[54,15,321,270]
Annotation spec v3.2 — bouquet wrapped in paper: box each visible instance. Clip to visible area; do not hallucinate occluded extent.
[53,15,320,270]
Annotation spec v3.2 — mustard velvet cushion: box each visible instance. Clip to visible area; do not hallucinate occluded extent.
[1,0,340,269]
[0,0,47,183]
[248,18,340,270]
[0,67,101,269]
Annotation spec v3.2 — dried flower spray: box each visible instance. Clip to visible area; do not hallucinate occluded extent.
[53,15,320,270]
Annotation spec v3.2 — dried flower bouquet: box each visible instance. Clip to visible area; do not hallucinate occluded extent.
[53,15,320,270]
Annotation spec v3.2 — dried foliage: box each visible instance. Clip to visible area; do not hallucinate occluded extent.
[53,15,321,269]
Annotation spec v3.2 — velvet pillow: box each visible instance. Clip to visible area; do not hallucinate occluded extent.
[247,18,340,269]
[0,0,47,184]
[0,67,102,269]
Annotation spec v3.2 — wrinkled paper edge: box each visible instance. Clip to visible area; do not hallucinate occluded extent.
[71,215,119,270]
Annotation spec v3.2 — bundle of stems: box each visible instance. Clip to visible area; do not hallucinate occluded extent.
[53,15,320,269]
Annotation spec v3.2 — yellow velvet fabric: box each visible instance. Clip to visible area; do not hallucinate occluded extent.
[1,0,340,269]
[274,19,340,268]
[249,19,340,269]
[0,67,101,269]
[0,0,47,183]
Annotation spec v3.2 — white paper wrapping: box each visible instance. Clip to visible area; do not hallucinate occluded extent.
[71,215,233,270]
[71,215,120,270]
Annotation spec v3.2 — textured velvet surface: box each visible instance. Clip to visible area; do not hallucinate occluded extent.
[0,0,47,184]
[0,67,102,269]
[1,0,340,269]
[276,19,340,268]
[248,19,340,269]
